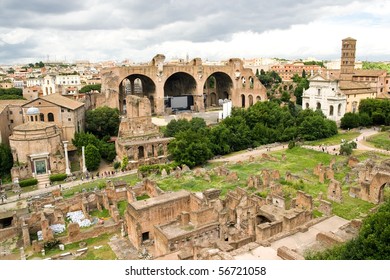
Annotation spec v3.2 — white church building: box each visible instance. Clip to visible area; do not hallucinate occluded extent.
[302,73,346,123]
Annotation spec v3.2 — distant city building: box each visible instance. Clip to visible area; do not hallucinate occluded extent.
[243,57,279,73]
[270,62,323,81]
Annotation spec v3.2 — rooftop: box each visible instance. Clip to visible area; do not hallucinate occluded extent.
[130,190,190,211]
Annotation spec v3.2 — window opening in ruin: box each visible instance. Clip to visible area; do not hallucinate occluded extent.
[241,94,245,108]
[142,231,149,241]
[0,217,13,229]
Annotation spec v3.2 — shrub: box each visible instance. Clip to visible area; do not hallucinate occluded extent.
[49,173,67,182]
[340,141,357,155]
[113,161,121,170]
[19,178,38,187]
[288,141,295,149]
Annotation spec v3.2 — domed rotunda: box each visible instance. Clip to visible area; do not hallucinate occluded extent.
[9,106,66,188]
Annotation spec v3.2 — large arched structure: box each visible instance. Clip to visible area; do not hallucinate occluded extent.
[119,74,156,114]
[98,55,267,115]
[163,72,197,111]
[203,72,233,108]
[367,172,390,203]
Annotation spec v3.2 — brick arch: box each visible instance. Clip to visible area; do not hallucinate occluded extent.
[369,172,390,203]
[99,55,267,114]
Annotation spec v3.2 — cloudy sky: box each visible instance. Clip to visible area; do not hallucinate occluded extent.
[0,0,389,64]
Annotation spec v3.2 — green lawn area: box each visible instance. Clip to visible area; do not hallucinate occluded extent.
[62,173,140,198]
[365,131,390,150]
[147,147,376,220]
[305,130,360,146]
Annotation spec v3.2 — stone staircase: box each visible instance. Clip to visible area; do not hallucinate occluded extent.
[36,173,50,189]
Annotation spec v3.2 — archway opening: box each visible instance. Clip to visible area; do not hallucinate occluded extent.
[203,72,233,109]
[241,94,246,108]
[378,182,390,203]
[248,95,253,106]
[138,146,145,159]
[164,72,197,112]
[329,105,334,116]
[119,74,156,115]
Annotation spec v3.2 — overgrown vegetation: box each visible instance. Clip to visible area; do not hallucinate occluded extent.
[341,99,390,129]
[0,87,24,100]
[166,102,337,168]
[306,199,390,259]
[0,143,13,178]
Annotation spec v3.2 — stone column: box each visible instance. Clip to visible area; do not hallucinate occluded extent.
[82,146,87,173]
[63,141,71,175]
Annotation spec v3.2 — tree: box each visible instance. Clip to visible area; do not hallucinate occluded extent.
[99,142,116,162]
[340,113,360,129]
[72,132,100,150]
[79,84,101,93]
[164,119,191,137]
[86,106,120,138]
[0,144,13,177]
[339,141,357,155]
[209,124,231,155]
[359,112,373,127]
[168,129,213,168]
[84,144,101,171]
[73,132,116,162]
[281,91,290,102]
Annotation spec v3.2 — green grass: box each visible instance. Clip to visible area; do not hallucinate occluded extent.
[305,130,360,146]
[136,194,150,201]
[117,201,127,217]
[62,174,140,198]
[365,131,390,150]
[331,193,374,220]
[145,146,378,220]
[90,209,110,218]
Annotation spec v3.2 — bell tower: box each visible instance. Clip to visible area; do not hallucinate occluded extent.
[340,37,356,80]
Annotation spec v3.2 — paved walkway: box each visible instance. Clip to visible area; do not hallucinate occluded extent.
[302,128,390,156]
[234,216,350,260]
[210,128,390,164]
[108,234,138,260]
